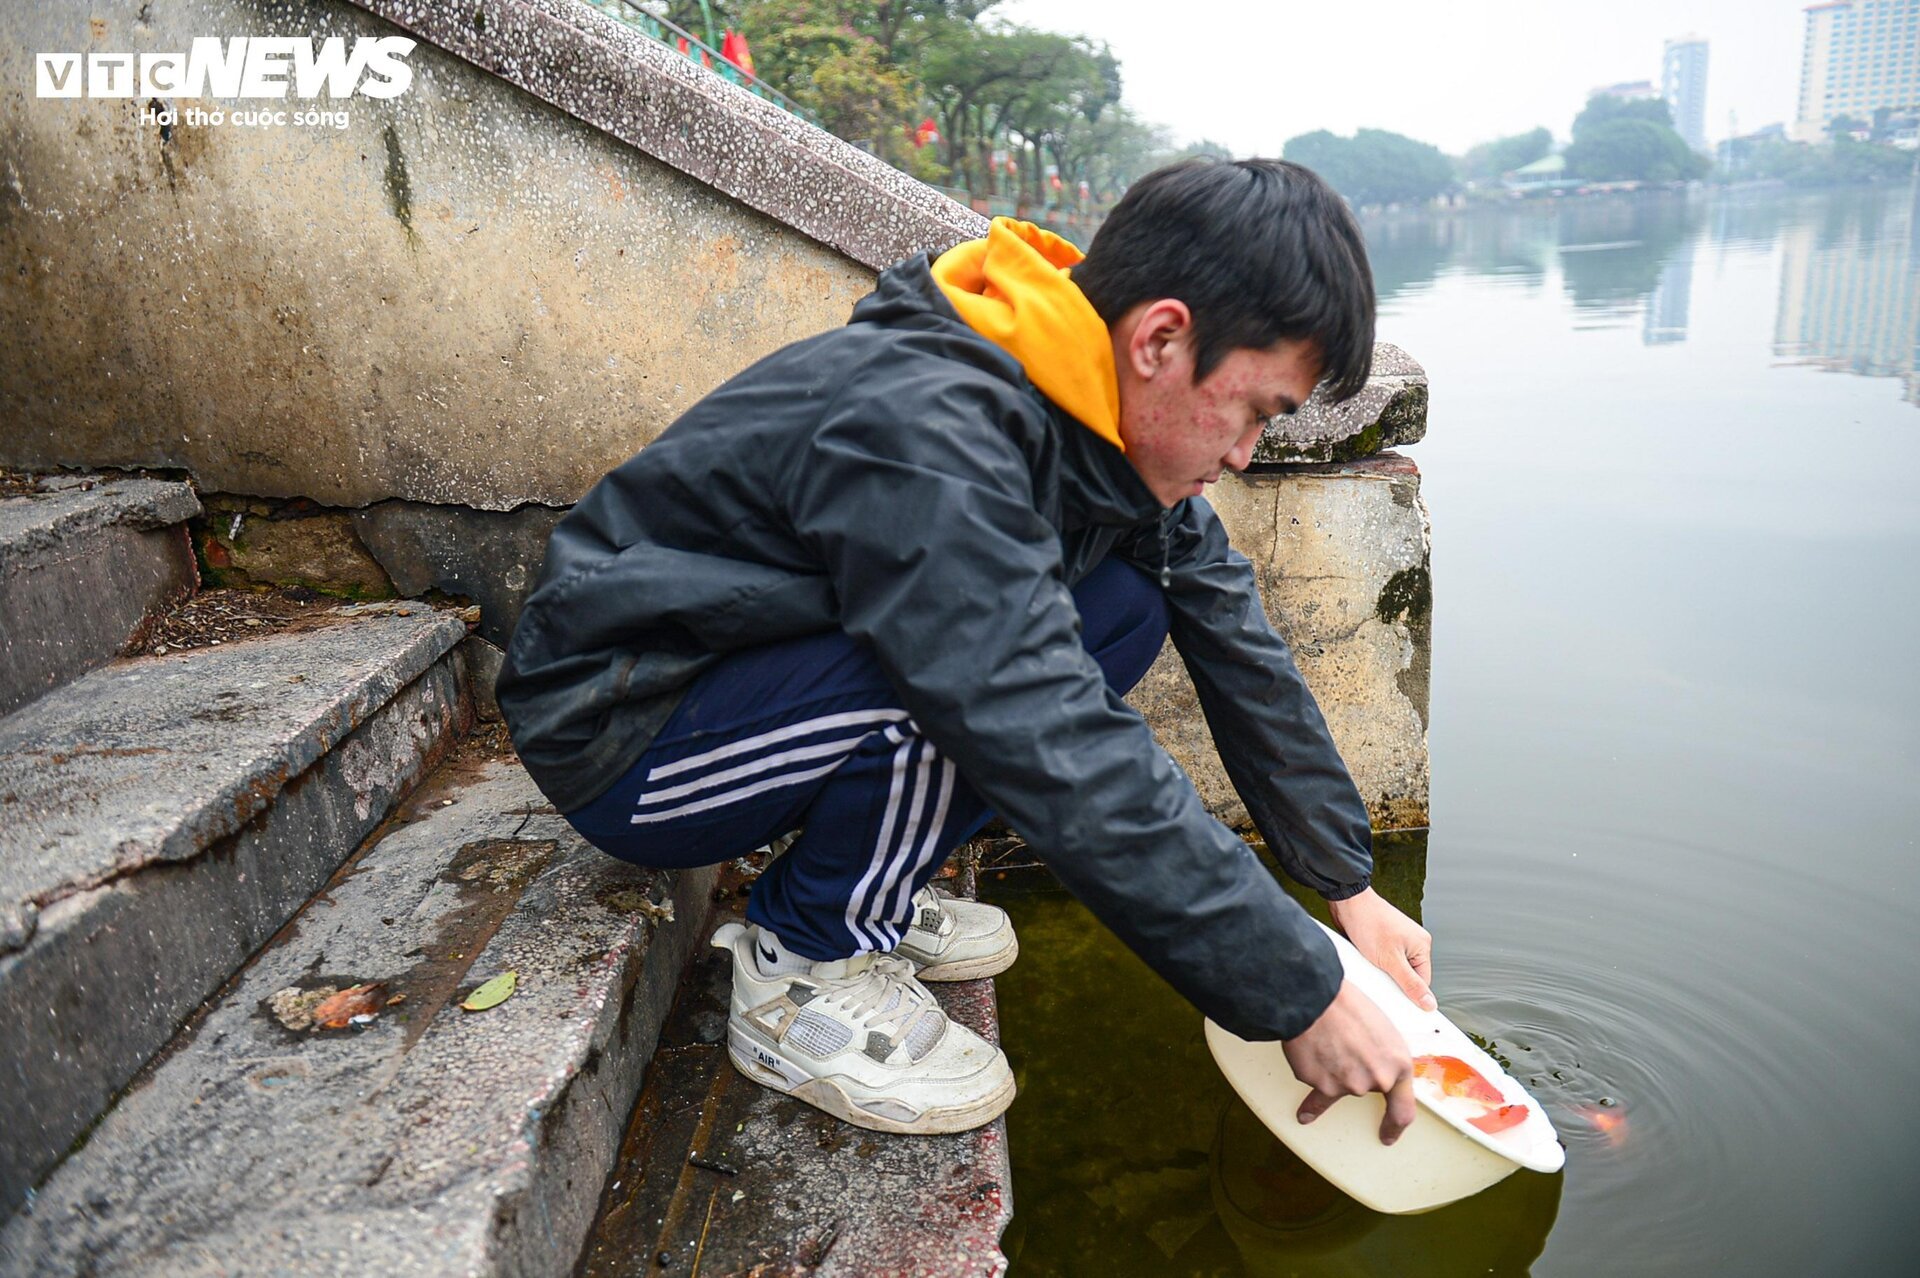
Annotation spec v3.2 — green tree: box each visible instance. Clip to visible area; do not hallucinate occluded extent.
[1281,128,1454,208]
[1826,113,1868,140]
[1009,40,1122,204]
[1047,106,1169,201]
[1571,93,1676,136]
[667,1,1173,203]
[1163,138,1235,162]
[1565,119,1705,182]
[732,2,997,172]
[1734,137,1917,186]
[863,1,1003,62]
[1458,126,1552,183]
[1563,93,1704,182]
[920,23,1114,196]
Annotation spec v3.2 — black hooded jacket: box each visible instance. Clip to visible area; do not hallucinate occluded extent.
[497,254,1375,1040]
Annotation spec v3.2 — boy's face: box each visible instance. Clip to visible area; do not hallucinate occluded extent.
[1113,300,1323,508]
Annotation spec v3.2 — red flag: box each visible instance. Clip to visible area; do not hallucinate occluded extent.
[721,31,756,77]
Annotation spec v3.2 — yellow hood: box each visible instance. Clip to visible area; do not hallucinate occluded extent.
[931,218,1122,452]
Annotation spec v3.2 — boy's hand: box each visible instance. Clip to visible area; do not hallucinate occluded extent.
[1328,887,1436,1011]
[1283,979,1417,1144]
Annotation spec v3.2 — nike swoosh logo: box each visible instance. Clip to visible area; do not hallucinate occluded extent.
[759,944,778,965]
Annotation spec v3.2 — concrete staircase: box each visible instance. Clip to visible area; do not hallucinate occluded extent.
[0,475,1012,1275]
[0,475,717,1272]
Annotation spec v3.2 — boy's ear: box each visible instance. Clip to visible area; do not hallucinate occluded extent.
[1122,299,1194,381]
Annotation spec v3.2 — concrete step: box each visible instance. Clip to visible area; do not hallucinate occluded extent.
[579,860,1014,1278]
[0,757,718,1276]
[0,474,201,716]
[0,607,471,1213]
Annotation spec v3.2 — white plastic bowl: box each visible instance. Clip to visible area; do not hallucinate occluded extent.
[1206,921,1565,1215]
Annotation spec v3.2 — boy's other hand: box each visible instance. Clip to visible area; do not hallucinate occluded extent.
[1283,979,1416,1144]
[1328,887,1435,1011]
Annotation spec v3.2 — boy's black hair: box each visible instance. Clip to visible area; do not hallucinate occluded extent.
[1072,158,1376,402]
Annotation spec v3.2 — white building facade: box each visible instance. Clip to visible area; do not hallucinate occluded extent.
[1792,0,1920,142]
[1662,36,1710,151]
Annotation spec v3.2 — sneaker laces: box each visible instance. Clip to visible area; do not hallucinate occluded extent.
[827,956,941,1051]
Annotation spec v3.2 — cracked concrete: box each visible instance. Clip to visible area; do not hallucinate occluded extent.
[0,611,467,927]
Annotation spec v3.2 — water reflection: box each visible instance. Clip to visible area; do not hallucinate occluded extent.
[1211,1097,1562,1276]
[987,834,1444,1277]
[1774,188,1920,404]
[1641,237,1693,345]
[988,184,1920,1277]
[1363,179,1920,393]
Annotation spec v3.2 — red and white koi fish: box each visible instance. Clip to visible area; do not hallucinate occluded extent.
[1411,1055,1530,1135]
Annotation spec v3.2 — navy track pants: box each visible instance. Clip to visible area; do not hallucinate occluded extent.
[564,556,1170,961]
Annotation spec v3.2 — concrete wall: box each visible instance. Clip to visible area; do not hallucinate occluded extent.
[0,0,938,509]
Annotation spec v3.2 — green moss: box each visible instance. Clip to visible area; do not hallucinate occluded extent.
[382,123,415,240]
[1328,419,1385,462]
[291,575,395,603]
[1376,565,1433,624]
[1377,383,1429,436]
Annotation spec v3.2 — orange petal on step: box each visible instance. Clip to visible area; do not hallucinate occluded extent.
[311,982,387,1030]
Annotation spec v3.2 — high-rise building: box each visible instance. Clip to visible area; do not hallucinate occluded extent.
[1792,0,1920,143]
[1662,36,1710,150]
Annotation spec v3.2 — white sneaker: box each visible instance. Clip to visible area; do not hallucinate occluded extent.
[892,886,1019,982]
[711,922,1016,1134]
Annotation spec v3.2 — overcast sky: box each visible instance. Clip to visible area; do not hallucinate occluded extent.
[995,0,1814,155]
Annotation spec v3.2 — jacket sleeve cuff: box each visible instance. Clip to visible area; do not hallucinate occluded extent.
[1320,875,1373,903]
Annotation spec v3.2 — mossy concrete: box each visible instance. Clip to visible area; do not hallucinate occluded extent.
[1251,343,1429,465]
[1128,455,1432,832]
[197,500,398,600]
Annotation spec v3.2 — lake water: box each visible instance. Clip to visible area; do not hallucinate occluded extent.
[985,182,1920,1276]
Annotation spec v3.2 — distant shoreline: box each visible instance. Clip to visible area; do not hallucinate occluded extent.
[1356,173,1918,221]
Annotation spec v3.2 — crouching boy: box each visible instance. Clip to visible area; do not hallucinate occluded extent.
[499,158,1434,1141]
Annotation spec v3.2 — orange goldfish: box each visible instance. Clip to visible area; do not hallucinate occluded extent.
[1411,1055,1530,1135]
[1575,1102,1628,1147]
